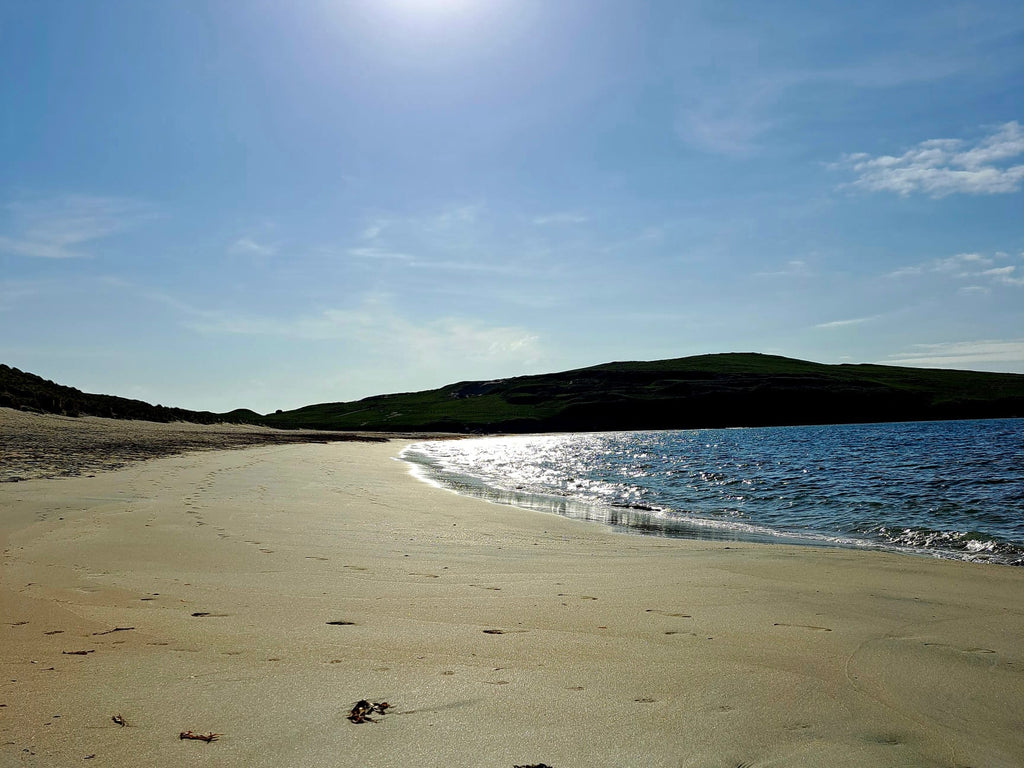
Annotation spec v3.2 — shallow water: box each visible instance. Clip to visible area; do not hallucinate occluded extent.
[401,419,1024,565]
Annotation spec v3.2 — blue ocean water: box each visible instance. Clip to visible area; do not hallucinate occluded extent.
[401,419,1024,566]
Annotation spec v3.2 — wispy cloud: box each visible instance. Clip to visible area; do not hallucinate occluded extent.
[184,293,544,369]
[532,212,589,226]
[345,246,522,275]
[815,315,879,330]
[672,6,1002,156]
[346,246,413,262]
[887,250,1024,287]
[834,122,1024,197]
[676,80,783,155]
[0,195,154,259]
[0,278,48,311]
[228,237,277,257]
[755,259,812,278]
[675,58,973,156]
[423,203,483,233]
[345,203,544,279]
[409,259,523,275]
[883,339,1024,369]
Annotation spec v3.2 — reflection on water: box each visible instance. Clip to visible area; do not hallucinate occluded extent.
[401,419,1024,565]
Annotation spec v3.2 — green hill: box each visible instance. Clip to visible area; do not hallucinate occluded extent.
[0,364,261,425]
[5,354,1023,433]
[259,353,1024,432]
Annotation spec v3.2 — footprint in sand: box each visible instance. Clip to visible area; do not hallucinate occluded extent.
[922,641,997,656]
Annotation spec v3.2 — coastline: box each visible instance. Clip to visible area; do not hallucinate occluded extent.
[1,419,1022,766]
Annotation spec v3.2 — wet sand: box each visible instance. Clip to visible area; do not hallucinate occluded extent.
[1,412,1022,767]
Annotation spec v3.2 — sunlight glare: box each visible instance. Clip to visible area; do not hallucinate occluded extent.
[386,0,478,16]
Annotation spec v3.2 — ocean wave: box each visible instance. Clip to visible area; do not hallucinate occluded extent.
[399,420,1024,566]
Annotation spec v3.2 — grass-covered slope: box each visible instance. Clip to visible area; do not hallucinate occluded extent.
[5,354,1022,432]
[0,364,261,424]
[261,353,1024,432]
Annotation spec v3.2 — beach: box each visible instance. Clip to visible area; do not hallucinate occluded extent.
[1,413,1022,767]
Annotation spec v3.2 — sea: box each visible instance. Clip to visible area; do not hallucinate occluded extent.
[400,418,1024,566]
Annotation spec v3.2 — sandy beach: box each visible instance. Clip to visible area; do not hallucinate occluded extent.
[1,413,1022,767]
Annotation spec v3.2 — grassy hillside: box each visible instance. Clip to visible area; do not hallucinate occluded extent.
[260,353,1024,432]
[5,354,1022,433]
[0,364,261,425]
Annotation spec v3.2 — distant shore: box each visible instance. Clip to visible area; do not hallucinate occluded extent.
[1,414,1022,766]
[0,407,455,483]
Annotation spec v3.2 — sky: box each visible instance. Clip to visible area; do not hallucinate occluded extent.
[1,0,1023,413]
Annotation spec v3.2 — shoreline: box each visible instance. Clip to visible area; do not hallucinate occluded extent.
[0,407,456,483]
[399,427,1024,568]
[1,422,1022,766]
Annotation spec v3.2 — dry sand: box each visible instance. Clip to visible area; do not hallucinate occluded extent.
[0,408,391,483]
[1,413,1022,767]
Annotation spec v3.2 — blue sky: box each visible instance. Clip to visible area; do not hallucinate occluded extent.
[2,0,1022,413]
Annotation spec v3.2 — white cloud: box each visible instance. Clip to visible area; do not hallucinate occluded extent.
[532,212,589,226]
[0,195,154,259]
[933,252,993,274]
[883,340,1024,369]
[676,82,783,155]
[835,122,1024,197]
[672,9,1000,157]
[426,203,482,232]
[887,250,1023,287]
[345,246,522,275]
[755,259,812,278]
[229,237,277,257]
[886,265,924,278]
[346,246,413,262]
[981,265,1024,286]
[184,294,544,371]
[359,219,390,241]
[0,279,47,311]
[815,315,878,329]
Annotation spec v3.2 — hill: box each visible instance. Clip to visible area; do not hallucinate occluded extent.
[260,353,1024,432]
[5,354,1024,433]
[0,364,261,425]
